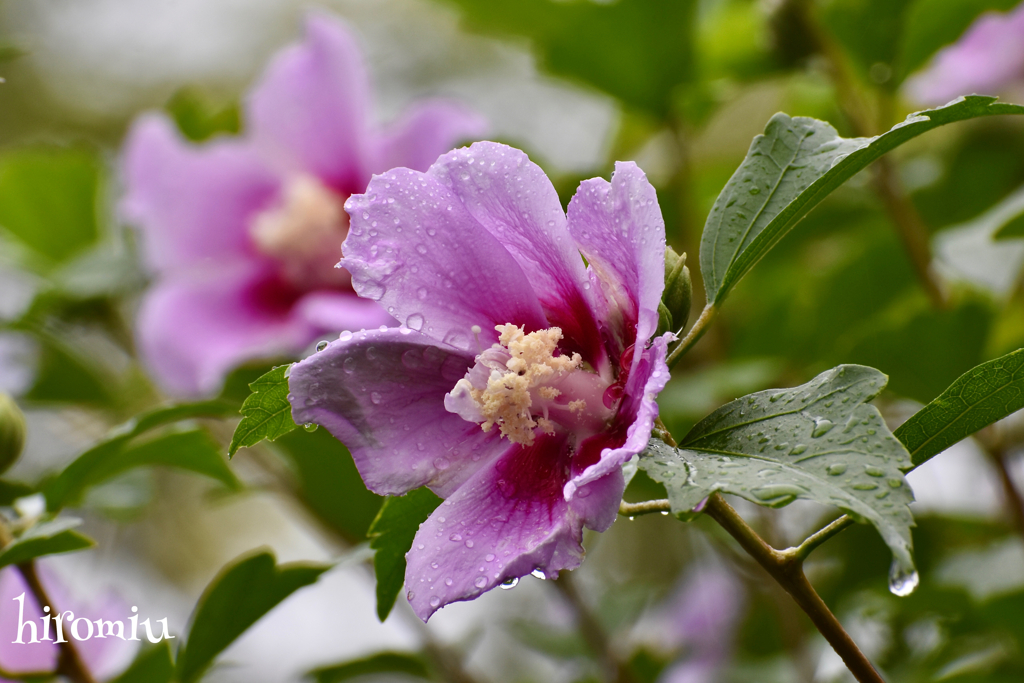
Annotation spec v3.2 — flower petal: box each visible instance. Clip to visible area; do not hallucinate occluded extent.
[288,328,504,497]
[428,142,605,364]
[121,114,278,273]
[247,12,370,193]
[566,161,665,365]
[905,5,1024,106]
[404,433,588,621]
[294,291,393,333]
[374,100,488,174]
[343,168,549,351]
[565,333,672,498]
[138,265,315,396]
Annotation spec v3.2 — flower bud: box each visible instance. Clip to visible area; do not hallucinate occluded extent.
[0,393,26,475]
[661,247,692,335]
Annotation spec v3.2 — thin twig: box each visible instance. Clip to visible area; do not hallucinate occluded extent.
[666,304,717,368]
[702,494,886,683]
[618,499,671,517]
[789,515,857,562]
[553,574,637,683]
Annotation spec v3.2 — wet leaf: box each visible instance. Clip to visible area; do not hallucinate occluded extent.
[229,365,297,456]
[895,347,1024,467]
[700,96,1024,307]
[176,551,329,683]
[368,488,442,622]
[639,365,916,580]
[0,518,94,569]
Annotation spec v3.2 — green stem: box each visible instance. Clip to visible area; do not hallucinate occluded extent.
[666,304,717,368]
[618,499,670,517]
[789,515,857,562]
[702,494,886,683]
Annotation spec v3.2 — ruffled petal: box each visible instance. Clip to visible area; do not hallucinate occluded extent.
[120,114,278,273]
[137,265,315,396]
[428,142,605,364]
[342,167,549,351]
[565,333,672,498]
[288,328,505,497]
[404,433,589,621]
[566,162,665,368]
[247,12,370,193]
[374,100,488,174]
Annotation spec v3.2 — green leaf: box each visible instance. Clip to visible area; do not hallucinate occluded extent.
[165,87,241,142]
[176,551,329,683]
[639,365,916,580]
[43,401,239,511]
[437,0,696,116]
[994,212,1024,240]
[309,651,431,683]
[0,146,101,267]
[109,642,175,683]
[45,429,241,510]
[0,479,33,506]
[274,428,383,544]
[229,365,297,456]
[0,518,94,569]
[894,347,1024,467]
[699,96,1024,307]
[368,488,442,622]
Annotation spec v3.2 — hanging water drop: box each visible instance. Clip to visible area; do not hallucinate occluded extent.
[500,577,519,590]
[888,560,919,596]
[530,569,546,580]
[303,423,318,432]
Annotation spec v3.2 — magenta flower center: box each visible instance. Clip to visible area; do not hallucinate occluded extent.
[249,174,351,289]
[444,324,616,446]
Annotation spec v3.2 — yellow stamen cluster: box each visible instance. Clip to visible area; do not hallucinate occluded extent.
[473,324,582,446]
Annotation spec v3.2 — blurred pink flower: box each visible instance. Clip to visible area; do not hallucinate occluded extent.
[288,141,672,620]
[0,566,136,681]
[906,2,1024,106]
[122,12,486,395]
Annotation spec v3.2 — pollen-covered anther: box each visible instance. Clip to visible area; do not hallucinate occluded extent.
[449,324,584,446]
[568,399,586,414]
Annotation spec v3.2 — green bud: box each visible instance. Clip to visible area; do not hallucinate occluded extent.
[662,247,692,334]
[0,393,26,475]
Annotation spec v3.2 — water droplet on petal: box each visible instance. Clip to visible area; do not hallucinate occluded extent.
[449,533,463,542]
[485,554,495,562]
[406,591,415,601]
[500,577,519,590]
[316,340,329,352]
[433,457,450,470]
[530,569,546,580]
[445,578,453,586]
[429,596,441,608]
[407,313,425,331]
[370,392,383,405]
[475,577,487,588]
